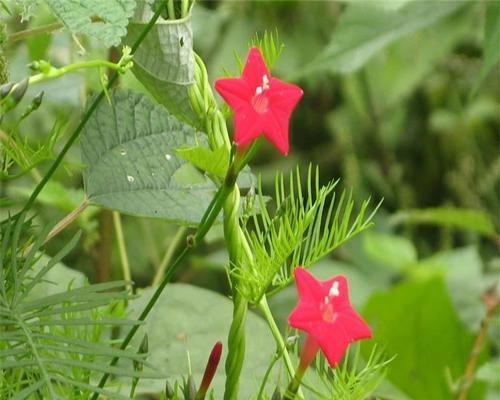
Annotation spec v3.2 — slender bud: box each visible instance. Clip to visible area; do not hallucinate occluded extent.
[32,91,44,109]
[0,82,13,98]
[186,375,197,400]
[165,380,175,399]
[11,78,29,103]
[272,386,282,400]
[195,341,223,400]
[133,334,149,372]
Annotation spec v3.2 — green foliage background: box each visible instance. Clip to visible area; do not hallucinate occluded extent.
[0,0,499,399]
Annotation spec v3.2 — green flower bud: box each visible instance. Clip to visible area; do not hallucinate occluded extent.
[0,82,13,98]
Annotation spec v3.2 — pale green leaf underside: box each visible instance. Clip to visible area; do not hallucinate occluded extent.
[81,89,216,225]
[176,145,229,178]
[125,3,200,127]
[298,0,466,76]
[44,0,136,47]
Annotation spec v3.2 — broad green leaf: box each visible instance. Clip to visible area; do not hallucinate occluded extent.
[176,145,229,178]
[125,3,200,127]
[390,207,496,237]
[28,254,86,299]
[126,284,275,398]
[416,247,485,331]
[477,360,500,388]
[477,1,500,89]
[81,89,217,226]
[44,0,136,47]
[362,231,417,270]
[296,0,466,77]
[364,277,486,400]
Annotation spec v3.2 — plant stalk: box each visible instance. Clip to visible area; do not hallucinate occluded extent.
[457,290,500,400]
[152,226,187,286]
[112,211,132,290]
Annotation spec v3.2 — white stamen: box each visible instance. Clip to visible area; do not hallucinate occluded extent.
[262,74,269,90]
[255,86,263,95]
[329,281,340,297]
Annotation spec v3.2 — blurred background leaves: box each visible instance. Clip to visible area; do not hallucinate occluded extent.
[1,0,499,398]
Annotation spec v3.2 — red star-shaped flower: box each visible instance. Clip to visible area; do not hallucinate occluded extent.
[288,268,372,367]
[214,47,303,155]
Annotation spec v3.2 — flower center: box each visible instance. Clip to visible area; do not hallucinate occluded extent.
[251,74,270,114]
[320,281,340,323]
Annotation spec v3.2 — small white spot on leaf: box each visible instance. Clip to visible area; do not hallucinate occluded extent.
[127,175,135,183]
[165,154,172,161]
[120,149,127,155]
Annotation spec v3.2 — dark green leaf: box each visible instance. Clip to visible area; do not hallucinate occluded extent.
[81,89,217,226]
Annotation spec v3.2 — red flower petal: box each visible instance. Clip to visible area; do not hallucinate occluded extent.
[214,47,303,155]
[288,267,372,368]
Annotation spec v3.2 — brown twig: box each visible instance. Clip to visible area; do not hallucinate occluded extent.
[7,16,103,44]
[457,287,500,400]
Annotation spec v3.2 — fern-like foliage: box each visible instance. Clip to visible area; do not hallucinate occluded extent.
[302,344,392,400]
[236,166,379,304]
[0,122,63,181]
[0,215,163,399]
[250,30,284,70]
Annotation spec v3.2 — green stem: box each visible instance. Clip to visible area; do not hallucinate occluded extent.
[256,347,282,400]
[224,293,248,400]
[29,60,124,85]
[16,1,165,220]
[152,226,188,286]
[7,22,64,43]
[223,183,253,400]
[259,296,304,400]
[112,211,132,290]
[284,368,306,400]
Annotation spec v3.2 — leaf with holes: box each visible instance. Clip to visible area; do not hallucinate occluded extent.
[44,0,136,47]
[81,89,217,226]
[124,3,200,127]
